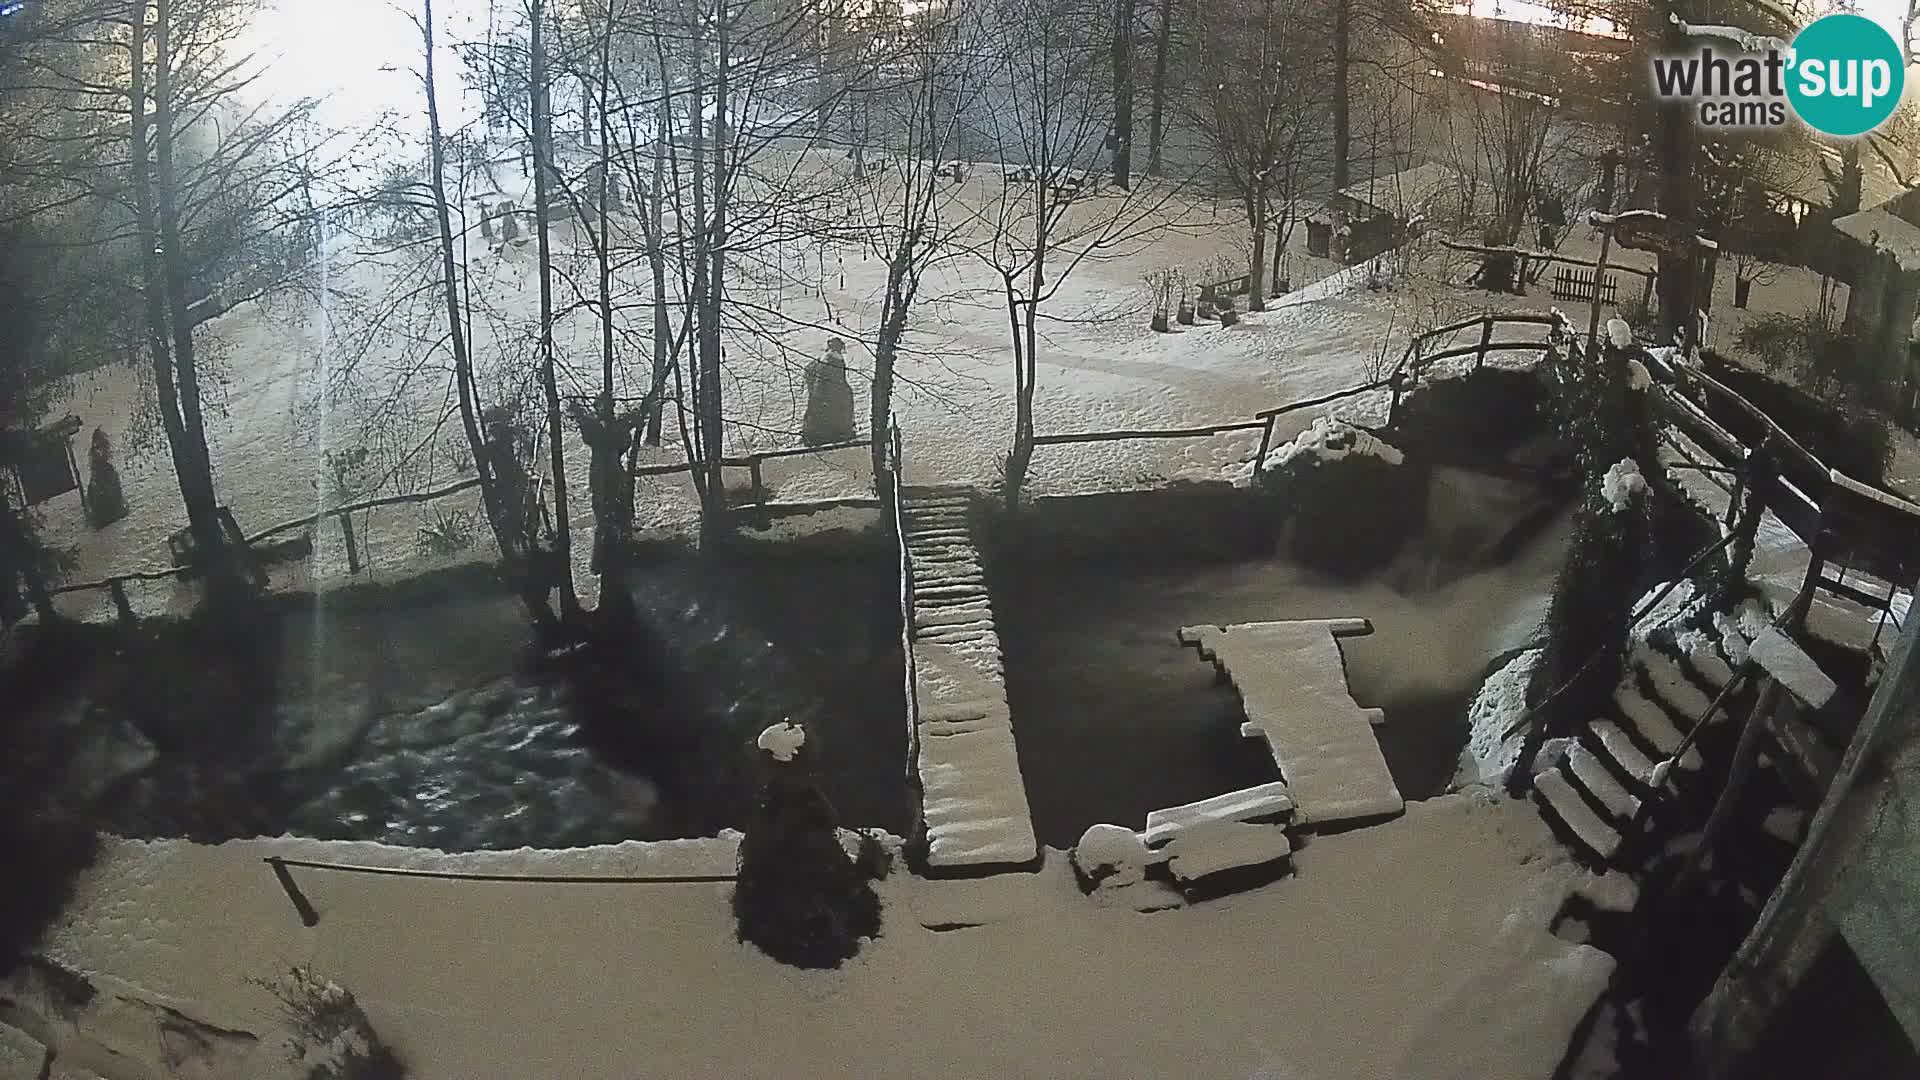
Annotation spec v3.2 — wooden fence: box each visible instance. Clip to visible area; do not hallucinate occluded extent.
[1439,238,1657,310]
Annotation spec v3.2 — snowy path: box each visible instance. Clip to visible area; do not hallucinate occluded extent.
[1179,619,1405,827]
[31,796,1615,1080]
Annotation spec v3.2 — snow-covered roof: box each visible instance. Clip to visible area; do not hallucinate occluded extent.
[1832,206,1920,271]
[1336,163,1462,220]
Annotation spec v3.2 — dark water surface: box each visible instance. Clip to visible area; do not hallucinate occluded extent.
[8,552,907,849]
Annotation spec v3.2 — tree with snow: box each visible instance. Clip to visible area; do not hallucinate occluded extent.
[733,720,881,969]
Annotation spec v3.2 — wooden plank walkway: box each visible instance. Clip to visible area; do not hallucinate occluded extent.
[903,486,1038,871]
[1178,619,1404,827]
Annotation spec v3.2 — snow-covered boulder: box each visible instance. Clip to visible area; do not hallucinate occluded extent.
[1071,824,1151,890]
[1458,649,1542,788]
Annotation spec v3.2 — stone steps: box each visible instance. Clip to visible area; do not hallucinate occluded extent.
[1535,767,1623,865]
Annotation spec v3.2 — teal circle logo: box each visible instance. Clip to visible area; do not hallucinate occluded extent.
[1786,14,1905,137]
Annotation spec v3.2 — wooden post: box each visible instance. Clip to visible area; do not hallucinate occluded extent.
[748,457,768,529]
[1640,270,1656,312]
[1586,218,1616,354]
[1255,415,1277,471]
[337,512,361,574]
[1691,612,1920,1077]
[266,857,321,927]
[108,580,134,624]
[1477,316,1494,372]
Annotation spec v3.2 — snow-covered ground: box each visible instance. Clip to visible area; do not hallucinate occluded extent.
[32,794,1618,1080]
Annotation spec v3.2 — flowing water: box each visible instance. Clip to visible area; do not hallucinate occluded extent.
[8,553,908,850]
[994,466,1571,847]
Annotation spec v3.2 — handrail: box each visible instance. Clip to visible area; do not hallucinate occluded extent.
[1032,420,1268,445]
[263,855,734,927]
[887,414,922,832]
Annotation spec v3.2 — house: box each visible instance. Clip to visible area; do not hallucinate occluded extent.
[1309,163,1464,264]
[1830,187,1920,418]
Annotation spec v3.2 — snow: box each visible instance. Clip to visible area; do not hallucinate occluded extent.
[1164,822,1294,883]
[1627,357,1653,392]
[25,795,1617,1079]
[1459,648,1541,787]
[1142,782,1296,846]
[1747,626,1840,709]
[1606,318,1633,351]
[1667,15,1790,54]
[1071,824,1150,887]
[755,720,806,762]
[1181,620,1403,826]
[1267,415,1406,470]
[1599,458,1646,514]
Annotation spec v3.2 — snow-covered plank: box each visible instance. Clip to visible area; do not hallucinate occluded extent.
[1537,769,1621,861]
[1181,619,1403,827]
[1165,822,1294,883]
[1142,782,1295,846]
[1568,744,1640,821]
[1747,628,1838,709]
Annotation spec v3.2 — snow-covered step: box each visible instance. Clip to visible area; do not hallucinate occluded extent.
[913,607,993,629]
[1611,684,1703,771]
[1537,769,1622,863]
[1567,744,1641,821]
[1634,648,1717,723]
[0,1021,50,1080]
[1591,720,1661,790]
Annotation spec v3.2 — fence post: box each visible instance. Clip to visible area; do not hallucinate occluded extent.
[337,512,360,574]
[747,457,768,528]
[108,580,134,624]
[266,857,321,927]
[1254,415,1276,471]
[1477,316,1494,372]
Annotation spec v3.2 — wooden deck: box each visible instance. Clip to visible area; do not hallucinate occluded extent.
[1179,619,1405,827]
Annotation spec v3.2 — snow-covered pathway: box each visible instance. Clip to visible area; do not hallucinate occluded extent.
[36,795,1615,1079]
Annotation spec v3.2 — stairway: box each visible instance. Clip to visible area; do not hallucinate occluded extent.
[1531,606,1760,871]
[900,485,1037,872]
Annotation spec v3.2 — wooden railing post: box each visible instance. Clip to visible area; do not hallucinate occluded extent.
[747,457,769,529]
[266,857,321,927]
[1477,316,1494,372]
[1255,415,1277,471]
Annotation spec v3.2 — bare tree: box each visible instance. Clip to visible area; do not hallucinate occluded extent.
[1180,0,1325,310]
[961,0,1189,503]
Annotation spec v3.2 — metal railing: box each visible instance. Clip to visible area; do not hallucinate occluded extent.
[885,416,922,817]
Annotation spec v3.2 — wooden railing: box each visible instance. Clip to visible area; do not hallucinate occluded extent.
[885,415,923,819]
[1027,312,1566,475]
[1438,237,1659,309]
[629,436,870,526]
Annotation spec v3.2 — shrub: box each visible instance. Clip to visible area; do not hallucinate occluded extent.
[732,731,881,969]
[259,965,405,1080]
[0,804,100,977]
[1255,425,1426,578]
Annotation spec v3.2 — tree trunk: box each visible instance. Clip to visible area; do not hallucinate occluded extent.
[530,0,580,620]
[1655,0,1697,347]
[1111,0,1134,189]
[145,0,244,601]
[1332,0,1350,191]
[1146,0,1172,176]
[1248,196,1268,311]
[644,84,672,446]
[698,7,731,542]
[422,0,557,634]
[872,252,913,494]
[590,10,635,626]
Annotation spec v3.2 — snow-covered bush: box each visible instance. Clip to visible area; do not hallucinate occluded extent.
[0,804,99,977]
[260,965,404,1080]
[733,723,881,969]
[1600,458,1646,513]
[1258,417,1424,576]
